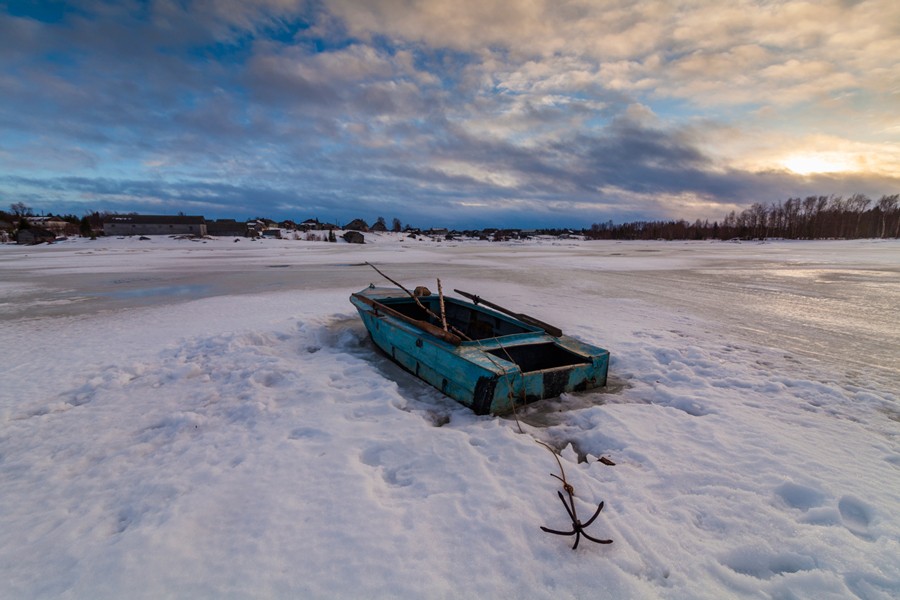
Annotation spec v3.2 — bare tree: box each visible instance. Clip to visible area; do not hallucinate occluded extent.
[10,202,32,217]
[878,194,899,238]
[847,193,871,237]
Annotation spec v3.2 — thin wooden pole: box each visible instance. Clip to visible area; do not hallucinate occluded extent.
[453,289,563,337]
[437,278,449,332]
[365,262,472,341]
[366,262,416,298]
[351,293,462,345]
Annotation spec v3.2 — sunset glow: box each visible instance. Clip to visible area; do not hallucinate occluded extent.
[781,153,858,176]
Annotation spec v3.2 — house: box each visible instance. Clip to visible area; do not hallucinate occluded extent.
[17,227,56,245]
[344,218,369,232]
[246,220,267,237]
[342,231,365,244]
[27,216,76,236]
[261,229,283,239]
[103,215,207,236]
[206,219,247,237]
[298,218,320,232]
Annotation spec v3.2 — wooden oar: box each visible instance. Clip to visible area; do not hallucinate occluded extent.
[351,293,462,346]
[453,289,563,337]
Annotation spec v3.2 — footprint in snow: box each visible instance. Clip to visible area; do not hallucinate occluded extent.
[838,495,876,540]
[774,481,826,512]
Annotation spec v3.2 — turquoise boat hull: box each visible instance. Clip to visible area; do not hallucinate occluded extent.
[350,286,609,415]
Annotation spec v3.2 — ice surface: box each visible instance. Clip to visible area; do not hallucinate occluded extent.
[1,235,898,599]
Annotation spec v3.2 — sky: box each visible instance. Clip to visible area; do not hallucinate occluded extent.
[1,0,899,229]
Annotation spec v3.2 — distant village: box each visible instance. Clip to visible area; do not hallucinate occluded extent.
[0,209,581,246]
[3,192,899,245]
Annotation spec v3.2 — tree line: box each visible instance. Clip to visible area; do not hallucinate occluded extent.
[5,194,900,242]
[586,194,900,241]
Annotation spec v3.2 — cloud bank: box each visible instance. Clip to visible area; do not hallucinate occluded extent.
[1,0,898,227]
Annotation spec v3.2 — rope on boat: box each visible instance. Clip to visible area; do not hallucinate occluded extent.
[482,336,526,433]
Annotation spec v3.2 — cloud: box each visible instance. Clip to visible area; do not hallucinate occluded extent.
[0,0,897,227]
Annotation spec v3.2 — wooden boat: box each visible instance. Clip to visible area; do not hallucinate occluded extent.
[350,285,609,415]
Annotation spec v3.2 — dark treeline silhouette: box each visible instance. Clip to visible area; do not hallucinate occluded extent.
[5,194,900,242]
[586,194,900,241]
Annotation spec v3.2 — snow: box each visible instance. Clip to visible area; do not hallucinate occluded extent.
[2,235,898,599]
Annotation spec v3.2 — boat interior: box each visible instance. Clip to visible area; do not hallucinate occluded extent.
[381,296,591,372]
[485,342,590,372]
[382,296,534,340]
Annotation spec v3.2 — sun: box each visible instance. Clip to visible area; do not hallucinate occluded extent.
[781,152,857,175]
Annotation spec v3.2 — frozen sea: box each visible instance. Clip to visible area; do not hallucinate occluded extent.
[1,235,898,599]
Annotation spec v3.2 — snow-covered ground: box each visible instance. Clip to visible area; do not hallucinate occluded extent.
[2,235,898,599]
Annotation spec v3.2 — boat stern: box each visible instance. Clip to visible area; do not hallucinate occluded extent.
[470,337,609,414]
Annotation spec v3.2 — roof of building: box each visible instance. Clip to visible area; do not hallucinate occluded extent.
[103,215,206,225]
[27,216,70,224]
[344,218,369,231]
[17,227,56,241]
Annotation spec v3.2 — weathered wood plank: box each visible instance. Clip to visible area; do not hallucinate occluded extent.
[351,293,463,346]
[453,289,563,337]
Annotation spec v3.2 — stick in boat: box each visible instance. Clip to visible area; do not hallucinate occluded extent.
[365,262,437,320]
[364,262,472,341]
[365,262,418,298]
[453,289,563,337]
[351,293,462,345]
[437,278,449,332]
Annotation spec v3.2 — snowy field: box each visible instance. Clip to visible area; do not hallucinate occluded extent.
[1,235,898,599]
